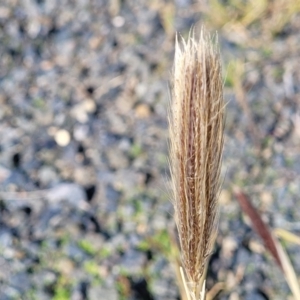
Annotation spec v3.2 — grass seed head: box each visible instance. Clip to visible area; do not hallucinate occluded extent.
[169,27,224,297]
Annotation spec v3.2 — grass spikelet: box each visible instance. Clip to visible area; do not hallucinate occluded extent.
[169,28,224,299]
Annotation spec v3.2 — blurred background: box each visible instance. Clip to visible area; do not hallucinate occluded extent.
[1,0,300,299]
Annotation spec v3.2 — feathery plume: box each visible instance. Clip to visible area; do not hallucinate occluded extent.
[169,28,224,299]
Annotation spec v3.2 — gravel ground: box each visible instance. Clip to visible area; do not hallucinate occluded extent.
[1,1,300,299]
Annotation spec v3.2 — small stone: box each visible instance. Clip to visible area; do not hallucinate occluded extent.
[112,16,125,28]
[219,189,231,205]
[229,292,240,300]
[135,83,147,98]
[56,258,74,276]
[260,191,273,207]
[120,249,146,273]
[0,7,10,18]
[89,36,103,49]
[27,19,41,38]
[0,230,12,248]
[71,104,89,123]
[89,286,118,300]
[74,167,96,186]
[226,271,237,290]
[136,222,147,234]
[106,148,129,169]
[107,112,127,134]
[222,236,237,259]
[248,239,265,254]
[135,103,151,118]
[47,126,57,136]
[105,184,120,212]
[46,183,87,209]
[40,60,54,71]
[83,99,96,113]
[115,95,136,114]
[0,165,11,183]
[54,129,71,147]
[73,124,89,142]
[38,166,58,186]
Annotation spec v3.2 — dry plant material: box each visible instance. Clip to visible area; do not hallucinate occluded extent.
[235,189,300,298]
[234,190,282,269]
[169,28,224,299]
[274,228,300,246]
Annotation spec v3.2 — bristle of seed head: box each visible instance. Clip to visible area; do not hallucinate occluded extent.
[169,27,224,297]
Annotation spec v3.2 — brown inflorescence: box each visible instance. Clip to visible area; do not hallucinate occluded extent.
[169,28,224,298]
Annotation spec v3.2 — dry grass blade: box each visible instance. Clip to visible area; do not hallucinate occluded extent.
[234,189,283,269]
[274,236,300,299]
[169,28,224,299]
[274,228,300,246]
[235,189,300,298]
